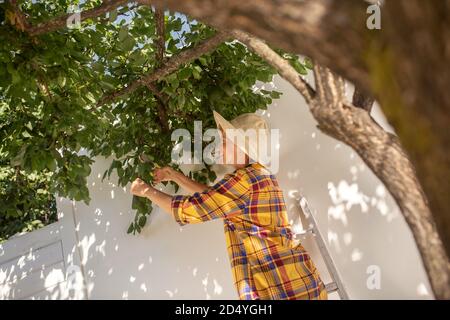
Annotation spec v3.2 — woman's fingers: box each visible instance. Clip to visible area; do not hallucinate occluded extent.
[153,167,171,183]
[153,174,162,184]
[153,168,160,182]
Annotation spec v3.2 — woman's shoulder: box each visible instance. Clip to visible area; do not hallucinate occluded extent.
[239,162,280,191]
[211,163,279,194]
[211,166,251,192]
[242,162,273,177]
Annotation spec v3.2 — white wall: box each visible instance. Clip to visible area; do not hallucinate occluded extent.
[0,198,86,300]
[2,74,432,300]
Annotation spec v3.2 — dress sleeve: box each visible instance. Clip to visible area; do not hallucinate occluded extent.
[171,171,249,226]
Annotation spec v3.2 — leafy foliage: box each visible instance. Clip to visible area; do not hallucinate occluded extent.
[0,161,57,242]
[0,1,310,239]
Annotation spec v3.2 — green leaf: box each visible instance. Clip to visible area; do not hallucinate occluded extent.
[57,76,66,87]
[208,170,217,182]
[21,131,32,138]
[12,71,20,84]
[121,36,136,52]
[304,57,314,70]
[118,26,129,41]
[109,9,118,22]
[46,158,57,171]
[178,94,185,107]
[177,67,191,81]
[138,215,147,227]
[100,81,115,90]
[132,195,147,212]
[223,84,234,97]
[198,56,208,66]
[10,145,27,167]
[192,65,202,79]
[85,92,96,103]
[25,122,33,131]
[127,223,134,234]
[291,60,308,75]
[270,91,283,99]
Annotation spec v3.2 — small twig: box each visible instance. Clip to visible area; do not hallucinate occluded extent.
[8,0,31,32]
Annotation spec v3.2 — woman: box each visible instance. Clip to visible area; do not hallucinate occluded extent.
[130,111,328,300]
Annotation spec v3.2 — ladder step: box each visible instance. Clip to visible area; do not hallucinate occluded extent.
[295,227,314,236]
[325,282,339,293]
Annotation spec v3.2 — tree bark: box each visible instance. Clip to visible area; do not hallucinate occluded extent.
[148,4,170,133]
[378,1,450,261]
[146,83,169,133]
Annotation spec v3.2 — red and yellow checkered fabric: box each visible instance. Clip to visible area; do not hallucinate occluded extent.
[171,162,328,300]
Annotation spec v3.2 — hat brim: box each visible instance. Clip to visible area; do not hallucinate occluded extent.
[213,111,235,132]
[212,111,259,162]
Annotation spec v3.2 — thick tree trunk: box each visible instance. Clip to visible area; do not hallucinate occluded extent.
[377,0,450,260]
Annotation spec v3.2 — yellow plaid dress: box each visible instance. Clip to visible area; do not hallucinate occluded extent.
[171,162,328,300]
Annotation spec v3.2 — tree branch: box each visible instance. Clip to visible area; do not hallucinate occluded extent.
[27,0,132,36]
[8,0,450,299]
[353,87,374,112]
[98,30,230,106]
[30,61,53,100]
[147,4,170,133]
[146,84,169,132]
[146,82,168,104]
[312,63,346,108]
[154,4,166,65]
[230,30,314,104]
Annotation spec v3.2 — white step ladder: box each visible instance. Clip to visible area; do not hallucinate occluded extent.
[296,196,349,300]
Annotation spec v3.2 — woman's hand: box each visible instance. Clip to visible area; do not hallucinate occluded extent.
[130,178,152,198]
[152,166,208,194]
[130,177,173,214]
[153,166,179,184]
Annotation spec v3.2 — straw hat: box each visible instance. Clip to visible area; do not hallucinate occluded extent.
[212,110,270,164]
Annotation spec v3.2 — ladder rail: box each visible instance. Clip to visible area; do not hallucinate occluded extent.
[298,197,350,300]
